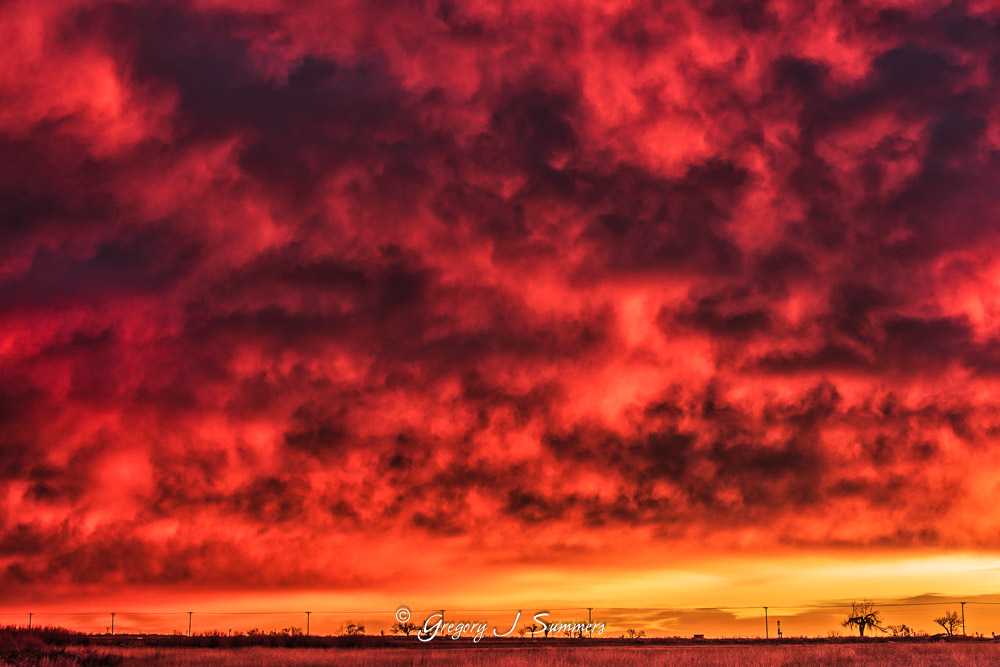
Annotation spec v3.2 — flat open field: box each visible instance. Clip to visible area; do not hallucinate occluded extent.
[8,644,1000,666]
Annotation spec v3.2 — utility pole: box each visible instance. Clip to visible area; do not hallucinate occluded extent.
[306,611,311,636]
[110,613,115,636]
[188,611,193,637]
[763,607,768,639]
[961,602,966,636]
[28,613,32,629]
[588,608,593,639]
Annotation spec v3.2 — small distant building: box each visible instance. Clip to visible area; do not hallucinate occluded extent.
[692,634,705,639]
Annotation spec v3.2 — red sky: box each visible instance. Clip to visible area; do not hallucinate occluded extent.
[4,0,1000,638]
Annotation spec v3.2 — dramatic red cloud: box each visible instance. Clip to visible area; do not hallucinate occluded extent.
[4,0,1000,633]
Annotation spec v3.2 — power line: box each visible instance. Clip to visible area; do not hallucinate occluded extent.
[6,598,998,639]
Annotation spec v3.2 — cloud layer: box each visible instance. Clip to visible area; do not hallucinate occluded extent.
[3,0,1000,598]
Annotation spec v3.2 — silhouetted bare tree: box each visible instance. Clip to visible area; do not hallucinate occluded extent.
[934,611,961,636]
[842,600,884,637]
[391,621,417,636]
[887,624,916,637]
[339,622,365,636]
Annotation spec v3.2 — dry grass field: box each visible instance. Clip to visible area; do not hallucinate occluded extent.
[5,628,1000,666]
[4,644,999,666]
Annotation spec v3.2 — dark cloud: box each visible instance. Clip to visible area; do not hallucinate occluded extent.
[1,0,1000,597]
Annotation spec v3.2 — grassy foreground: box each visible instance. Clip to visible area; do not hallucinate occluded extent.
[5,644,1000,666]
[4,628,1000,666]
